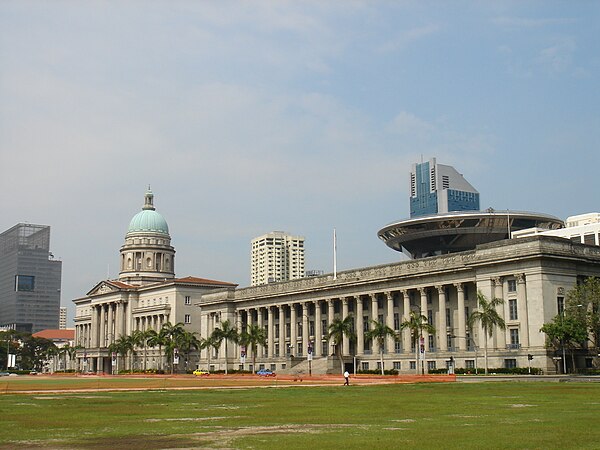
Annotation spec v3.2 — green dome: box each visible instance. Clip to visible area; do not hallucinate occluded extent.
[126,188,170,236]
[127,210,169,235]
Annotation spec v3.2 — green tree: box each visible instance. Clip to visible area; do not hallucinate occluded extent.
[468,291,506,375]
[327,316,356,374]
[239,324,267,374]
[566,277,600,347]
[199,335,220,372]
[161,322,186,374]
[178,330,201,372]
[400,310,436,375]
[109,335,133,373]
[145,329,166,372]
[365,320,398,375]
[541,314,588,374]
[20,336,56,372]
[211,320,239,374]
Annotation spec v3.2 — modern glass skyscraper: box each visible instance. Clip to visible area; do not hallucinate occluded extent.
[410,158,480,218]
[0,224,62,333]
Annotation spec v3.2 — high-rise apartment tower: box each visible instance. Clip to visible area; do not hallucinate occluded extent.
[251,231,305,286]
[0,224,62,333]
[410,157,480,218]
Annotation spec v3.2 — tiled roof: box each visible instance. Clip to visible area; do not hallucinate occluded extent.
[32,329,75,340]
[173,276,237,287]
[109,280,135,289]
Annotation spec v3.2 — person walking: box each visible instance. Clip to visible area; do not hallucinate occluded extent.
[344,370,350,386]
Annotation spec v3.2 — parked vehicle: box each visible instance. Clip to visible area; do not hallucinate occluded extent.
[256,369,275,377]
[193,369,209,376]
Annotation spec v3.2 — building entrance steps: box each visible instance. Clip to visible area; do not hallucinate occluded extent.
[278,356,330,376]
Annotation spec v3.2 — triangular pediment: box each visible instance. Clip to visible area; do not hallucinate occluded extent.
[87,280,122,296]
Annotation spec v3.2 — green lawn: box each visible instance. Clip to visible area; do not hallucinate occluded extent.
[1,382,598,449]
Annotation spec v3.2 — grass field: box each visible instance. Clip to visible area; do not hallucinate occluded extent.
[1,377,599,449]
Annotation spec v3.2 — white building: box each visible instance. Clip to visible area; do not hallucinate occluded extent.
[250,231,305,286]
[513,213,600,246]
[73,189,236,374]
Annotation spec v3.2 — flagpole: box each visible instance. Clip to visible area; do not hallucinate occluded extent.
[333,228,337,280]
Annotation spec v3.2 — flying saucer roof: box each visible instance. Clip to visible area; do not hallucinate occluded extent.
[378,210,564,259]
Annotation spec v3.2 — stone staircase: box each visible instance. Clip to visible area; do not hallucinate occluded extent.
[279,357,330,375]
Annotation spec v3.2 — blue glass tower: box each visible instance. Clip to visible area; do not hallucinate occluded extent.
[410,158,479,218]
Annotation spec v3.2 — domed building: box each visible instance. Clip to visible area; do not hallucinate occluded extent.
[119,188,176,284]
[73,190,236,375]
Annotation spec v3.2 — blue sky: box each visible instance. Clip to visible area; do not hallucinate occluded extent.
[1,1,599,324]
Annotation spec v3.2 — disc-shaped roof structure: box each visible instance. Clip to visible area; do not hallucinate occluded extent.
[377,210,564,259]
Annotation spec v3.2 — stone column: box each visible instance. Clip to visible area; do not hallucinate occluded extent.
[290,304,297,356]
[437,285,447,351]
[386,292,394,354]
[455,283,466,351]
[302,302,309,357]
[516,274,530,347]
[402,290,411,353]
[91,305,99,348]
[342,298,350,355]
[492,277,506,349]
[99,304,106,348]
[356,296,364,355]
[257,308,264,358]
[370,294,378,354]
[267,306,274,359]
[107,303,114,343]
[314,301,322,357]
[419,288,429,347]
[278,306,286,357]
[327,299,335,356]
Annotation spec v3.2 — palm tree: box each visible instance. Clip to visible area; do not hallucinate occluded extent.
[129,330,145,372]
[211,320,239,374]
[400,310,436,375]
[138,329,157,373]
[199,335,219,372]
[178,330,201,372]
[161,322,186,374]
[327,316,356,374]
[115,335,134,372]
[146,329,166,372]
[468,291,506,375]
[365,320,398,375]
[239,324,267,374]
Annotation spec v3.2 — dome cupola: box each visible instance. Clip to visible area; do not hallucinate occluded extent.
[118,188,175,285]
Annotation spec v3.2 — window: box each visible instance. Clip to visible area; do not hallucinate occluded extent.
[507,279,517,293]
[410,361,416,370]
[361,362,369,371]
[428,335,435,351]
[509,299,518,320]
[447,334,453,349]
[394,341,402,354]
[393,361,401,370]
[184,296,191,305]
[504,359,517,369]
[322,319,327,336]
[427,310,433,324]
[363,316,369,332]
[557,297,565,316]
[322,341,328,356]
[509,329,520,348]
[465,360,475,369]
[394,313,400,330]
[427,361,436,370]
[446,308,452,327]
[15,275,35,292]
[377,361,382,371]
[184,314,191,324]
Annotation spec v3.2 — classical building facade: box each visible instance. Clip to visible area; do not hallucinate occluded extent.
[73,190,235,373]
[199,236,600,375]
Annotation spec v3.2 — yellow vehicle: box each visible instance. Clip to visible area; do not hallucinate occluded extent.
[193,369,209,376]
